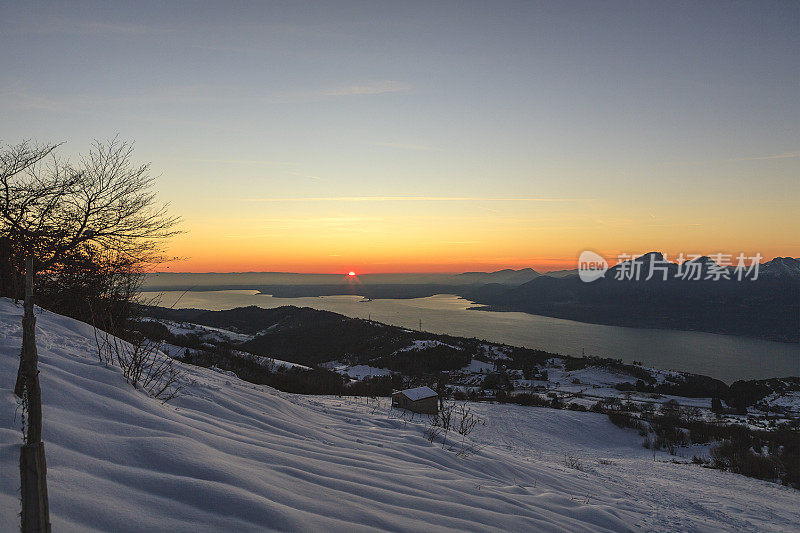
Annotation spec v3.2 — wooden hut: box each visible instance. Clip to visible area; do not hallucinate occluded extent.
[392,386,438,414]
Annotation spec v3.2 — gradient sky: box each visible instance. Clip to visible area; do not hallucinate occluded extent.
[2,1,798,273]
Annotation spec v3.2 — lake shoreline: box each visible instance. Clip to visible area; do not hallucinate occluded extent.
[139,290,800,383]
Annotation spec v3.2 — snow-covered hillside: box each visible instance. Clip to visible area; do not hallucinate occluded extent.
[1,298,797,532]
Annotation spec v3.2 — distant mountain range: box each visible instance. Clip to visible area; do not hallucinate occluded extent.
[530,255,800,281]
[141,256,800,342]
[144,257,800,290]
[464,254,800,342]
[761,256,800,278]
[453,268,540,285]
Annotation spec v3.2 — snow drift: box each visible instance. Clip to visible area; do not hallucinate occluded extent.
[1,298,797,532]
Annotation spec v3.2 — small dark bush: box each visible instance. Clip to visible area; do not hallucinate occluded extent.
[608,412,641,431]
[590,401,606,413]
[508,393,550,407]
[711,439,782,481]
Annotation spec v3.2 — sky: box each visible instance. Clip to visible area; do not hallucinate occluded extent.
[1,1,798,273]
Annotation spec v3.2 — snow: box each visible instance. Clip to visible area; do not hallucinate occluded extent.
[464,403,799,531]
[1,298,798,532]
[397,386,437,401]
[142,318,253,343]
[541,362,640,389]
[479,344,511,359]
[394,340,459,353]
[503,361,722,413]
[210,365,238,377]
[760,391,800,413]
[236,351,312,372]
[462,359,494,373]
[328,364,393,380]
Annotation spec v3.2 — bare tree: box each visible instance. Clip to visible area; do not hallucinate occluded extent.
[1,139,180,270]
[1,138,180,532]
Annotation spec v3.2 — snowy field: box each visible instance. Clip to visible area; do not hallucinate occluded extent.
[1,298,798,532]
[141,318,254,343]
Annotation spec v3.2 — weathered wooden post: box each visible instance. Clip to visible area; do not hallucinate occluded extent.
[16,256,51,533]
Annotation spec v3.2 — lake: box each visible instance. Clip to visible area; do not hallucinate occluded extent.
[139,290,800,384]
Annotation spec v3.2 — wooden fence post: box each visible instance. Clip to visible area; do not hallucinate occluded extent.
[20,443,50,532]
[18,256,51,532]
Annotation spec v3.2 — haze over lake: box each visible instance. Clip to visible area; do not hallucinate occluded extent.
[140,290,799,384]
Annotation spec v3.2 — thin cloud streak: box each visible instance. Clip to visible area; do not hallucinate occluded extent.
[244,196,591,203]
[5,19,175,37]
[372,142,434,151]
[271,80,411,102]
[729,151,800,162]
[665,150,800,166]
[319,81,410,97]
[1,79,410,114]
[0,90,60,111]
[162,157,296,166]
[65,21,174,36]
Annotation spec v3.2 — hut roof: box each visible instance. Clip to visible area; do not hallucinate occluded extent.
[397,386,437,401]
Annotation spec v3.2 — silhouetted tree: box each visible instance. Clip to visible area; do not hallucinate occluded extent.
[1,138,180,531]
[1,138,180,323]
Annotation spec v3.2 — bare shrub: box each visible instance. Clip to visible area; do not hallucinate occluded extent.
[426,400,485,453]
[94,324,182,402]
[455,403,482,437]
[564,454,583,471]
[426,400,454,446]
[423,424,442,443]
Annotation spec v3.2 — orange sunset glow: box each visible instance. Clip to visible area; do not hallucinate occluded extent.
[159,192,797,273]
